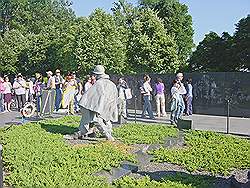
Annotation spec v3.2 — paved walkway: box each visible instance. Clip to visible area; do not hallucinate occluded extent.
[0,110,249,136]
[127,109,250,136]
[0,111,64,128]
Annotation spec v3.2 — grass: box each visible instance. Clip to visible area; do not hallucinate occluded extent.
[113,123,179,144]
[149,130,250,176]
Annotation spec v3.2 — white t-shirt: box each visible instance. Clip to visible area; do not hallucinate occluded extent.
[171,87,179,96]
[142,81,152,96]
[13,80,26,95]
[3,82,12,94]
[84,82,92,92]
[178,83,187,95]
[187,84,193,97]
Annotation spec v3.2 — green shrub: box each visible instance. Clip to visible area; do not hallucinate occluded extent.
[149,130,250,175]
[113,123,178,144]
[0,120,134,187]
[113,173,215,188]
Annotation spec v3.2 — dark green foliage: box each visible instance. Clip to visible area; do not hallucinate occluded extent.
[140,0,194,67]
[0,0,77,75]
[75,9,128,75]
[113,123,178,144]
[149,130,250,176]
[0,0,191,76]
[189,15,250,72]
[234,15,250,71]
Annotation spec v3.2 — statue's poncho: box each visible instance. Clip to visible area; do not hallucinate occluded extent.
[79,75,118,122]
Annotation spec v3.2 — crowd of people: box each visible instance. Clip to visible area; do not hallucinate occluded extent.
[138,73,193,125]
[0,69,193,126]
[0,70,96,115]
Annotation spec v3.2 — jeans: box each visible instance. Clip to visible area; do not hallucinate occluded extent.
[16,94,26,111]
[0,93,4,112]
[36,95,41,112]
[74,95,79,112]
[185,96,193,115]
[55,88,62,111]
[170,109,179,124]
[142,95,154,119]
[177,96,185,119]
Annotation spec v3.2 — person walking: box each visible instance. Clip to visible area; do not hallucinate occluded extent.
[0,76,5,113]
[141,74,154,119]
[155,78,166,117]
[13,74,27,111]
[27,78,35,102]
[54,69,64,111]
[185,78,193,116]
[72,71,82,113]
[3,76,12,112]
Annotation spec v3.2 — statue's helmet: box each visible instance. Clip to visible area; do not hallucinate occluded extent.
[93,65,105,75]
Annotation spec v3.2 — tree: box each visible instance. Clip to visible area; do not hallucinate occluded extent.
[234,15,250,71]
[189,15,250,72]
[0,0,75,35]
[139,0,194,67]
[127,8,179,73]
[0,0,76,75]
[0,30,28,74]
[112,0,180,73]
[188,31,238,72]
[74,9,128,75]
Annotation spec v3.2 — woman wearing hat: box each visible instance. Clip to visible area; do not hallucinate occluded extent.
[61,73,77,115]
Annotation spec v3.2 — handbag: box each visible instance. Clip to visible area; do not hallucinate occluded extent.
[124,88,132,99]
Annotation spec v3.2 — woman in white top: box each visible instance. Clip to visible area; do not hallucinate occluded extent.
[141,74,154,119]
[13,74,27,111]
[3,76,12,112]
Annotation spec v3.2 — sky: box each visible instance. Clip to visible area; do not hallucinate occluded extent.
[71,0,250,44]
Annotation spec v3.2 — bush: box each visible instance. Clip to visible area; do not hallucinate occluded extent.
[113,123,178,144]
[149,130,250,175]
[113,173,215,188]
[0,119,134,187]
